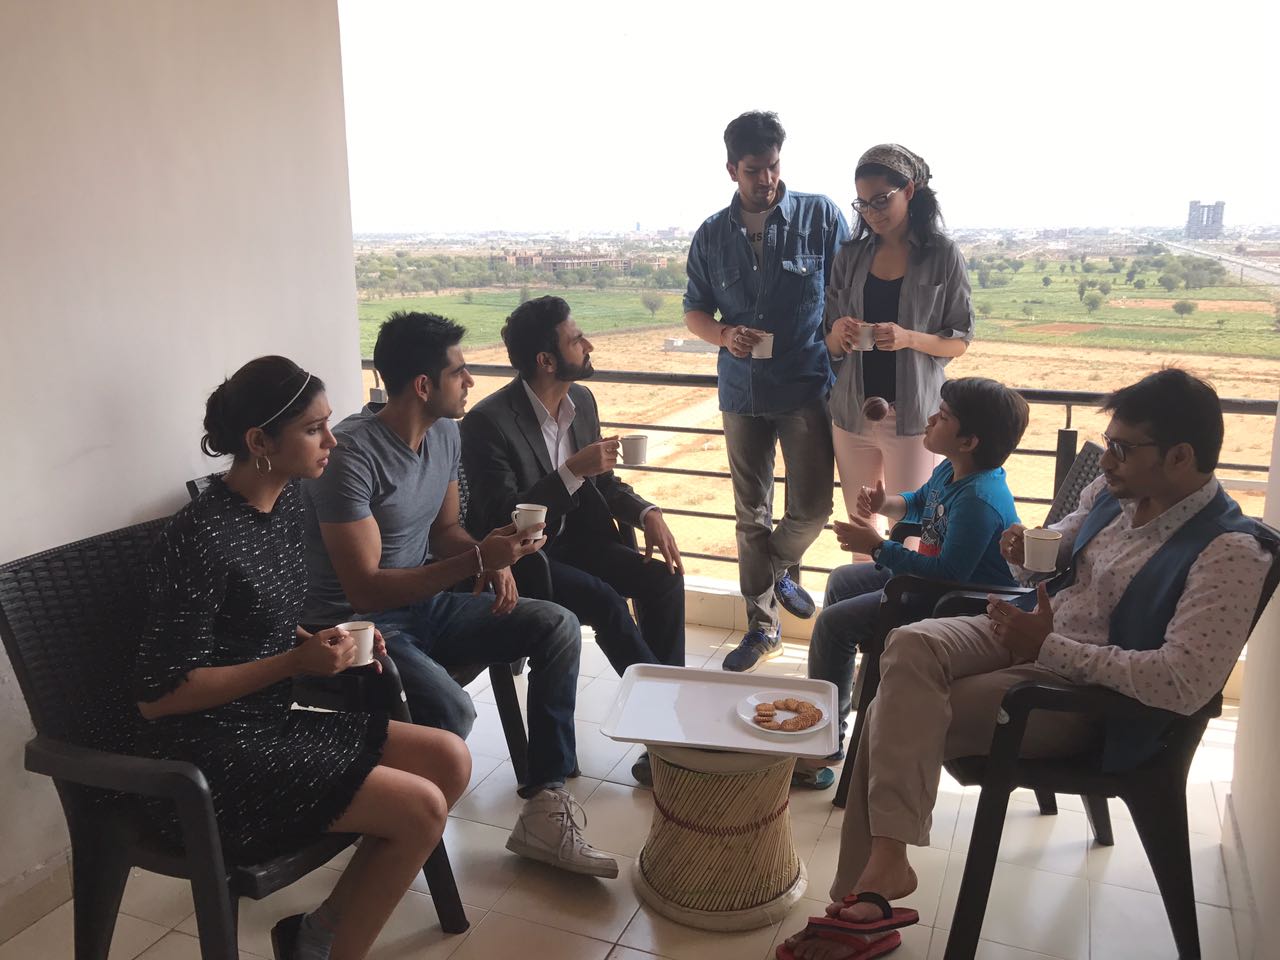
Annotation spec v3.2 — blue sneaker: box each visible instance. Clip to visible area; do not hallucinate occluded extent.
[791,766,836,790]
[775,573,816,619]
[722,628,783,673]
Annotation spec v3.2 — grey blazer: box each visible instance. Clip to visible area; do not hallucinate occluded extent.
[459,378,651,544]
[824,232,974,435]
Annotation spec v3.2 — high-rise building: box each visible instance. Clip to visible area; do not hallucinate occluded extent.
[1185,200,1225,239]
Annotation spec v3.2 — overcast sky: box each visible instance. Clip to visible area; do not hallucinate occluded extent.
[337,0,1279,234]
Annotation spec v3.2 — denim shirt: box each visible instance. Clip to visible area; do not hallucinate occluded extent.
[684,184,850,415]
[825,232,974,435]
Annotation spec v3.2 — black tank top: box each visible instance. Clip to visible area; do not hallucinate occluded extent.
[862,273,903,404]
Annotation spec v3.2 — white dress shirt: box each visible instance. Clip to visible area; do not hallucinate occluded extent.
[1023,475,1271,715]
[521,381,656,527]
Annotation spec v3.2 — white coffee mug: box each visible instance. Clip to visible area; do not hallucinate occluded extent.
[336,620,376,667]
[620,435,648,465]
[511,503,548,536]
[751,332,774,359]
[1023,528,1063,573]
[854,323,876,351]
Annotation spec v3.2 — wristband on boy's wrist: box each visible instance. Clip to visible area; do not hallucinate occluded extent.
[474,544,488,575]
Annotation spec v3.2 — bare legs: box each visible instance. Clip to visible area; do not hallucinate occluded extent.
[321,720,471,960]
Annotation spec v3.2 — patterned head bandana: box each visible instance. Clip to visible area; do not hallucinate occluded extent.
[856,143,931,188]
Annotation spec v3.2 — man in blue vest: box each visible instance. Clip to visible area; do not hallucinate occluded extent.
[780,369,1275,957]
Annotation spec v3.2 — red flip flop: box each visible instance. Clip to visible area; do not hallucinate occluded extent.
[807,892,919,936]
[775,928,902,960]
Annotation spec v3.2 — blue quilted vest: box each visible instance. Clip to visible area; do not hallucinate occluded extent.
[1017,484,1270,771]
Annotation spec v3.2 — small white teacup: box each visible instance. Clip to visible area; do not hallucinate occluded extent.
[511,503,548,537]
[336,620,376,666]
[620,435,649,465]
[854,323,876,351]
[751,333,775,359]
[1023,528,1063,573]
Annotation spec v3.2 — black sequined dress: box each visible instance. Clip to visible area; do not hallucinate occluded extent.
[134,476,387,862]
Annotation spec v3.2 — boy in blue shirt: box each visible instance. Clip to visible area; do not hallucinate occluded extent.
[799,377,1029,788]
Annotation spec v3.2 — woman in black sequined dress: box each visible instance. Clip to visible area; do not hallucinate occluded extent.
[136,356,471,960]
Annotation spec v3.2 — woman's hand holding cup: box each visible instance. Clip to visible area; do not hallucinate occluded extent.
[827,316,860,357]
[294,627,356,676]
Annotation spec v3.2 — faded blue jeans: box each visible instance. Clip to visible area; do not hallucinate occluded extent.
[374,591,581,792]
[807,563,893,752]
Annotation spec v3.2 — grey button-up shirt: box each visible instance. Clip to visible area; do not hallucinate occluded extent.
[824,232,974,435]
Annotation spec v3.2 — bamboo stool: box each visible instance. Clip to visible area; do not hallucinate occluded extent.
[634,744,807,930]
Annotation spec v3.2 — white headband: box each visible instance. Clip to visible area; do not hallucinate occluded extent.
[256,372,312,428]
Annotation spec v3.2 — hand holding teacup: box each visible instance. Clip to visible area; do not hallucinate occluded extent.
[294,626,356,676]
[566,436,621,477]
[722,325,765,359]
[999,524,1027,565]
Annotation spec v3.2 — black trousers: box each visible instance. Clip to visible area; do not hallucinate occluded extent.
[546,536,685,675]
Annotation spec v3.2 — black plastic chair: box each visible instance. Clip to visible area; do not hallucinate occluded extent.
[936,526,1280,959]
[0,520,468,960]
[834,442,1105,809]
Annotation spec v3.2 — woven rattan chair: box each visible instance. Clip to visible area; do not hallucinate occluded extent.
[933,524,1279,959]
[0,520,468,960]
[834,442,1104,809]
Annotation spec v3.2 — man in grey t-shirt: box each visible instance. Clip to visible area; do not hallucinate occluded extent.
[302,311,618,879]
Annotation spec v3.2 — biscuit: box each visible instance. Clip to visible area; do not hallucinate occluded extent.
[754,716,783,730]
[781,712,819,732]
[754,703,776,715]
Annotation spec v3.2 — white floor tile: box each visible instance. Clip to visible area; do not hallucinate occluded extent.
[465,700,519,761]
[935,856,1089,960]
[451,911,611,960]
[118,868,196,930]
[578,631,614,679]
[132,931,262,959]
[458,752,504,802]
[925,931,1064,959]
[575,719,634,779]
[951,797,1090,878]
[604,742,649,788]
[492,854,641,941]
[1088,881,1237,960]
[618,901,782,960]
[581,781,657,858]
[419,817,526,909]
[575,676,624,724]
[1084,815,1230,907]
[0,901,167,960]
[607,945,676,960]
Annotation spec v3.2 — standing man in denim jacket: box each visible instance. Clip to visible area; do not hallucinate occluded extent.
[684,111,850,671]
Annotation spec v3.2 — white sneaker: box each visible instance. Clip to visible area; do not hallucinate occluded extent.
[505,788,619,878]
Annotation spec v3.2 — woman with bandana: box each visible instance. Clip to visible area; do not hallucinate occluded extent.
[823,144,975,523]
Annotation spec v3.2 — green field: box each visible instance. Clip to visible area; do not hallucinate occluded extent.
[967,266,1277,358]
[357,268,1279,360]
[357,288,688,357]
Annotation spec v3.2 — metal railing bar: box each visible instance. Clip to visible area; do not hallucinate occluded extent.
[457,363,1277,415]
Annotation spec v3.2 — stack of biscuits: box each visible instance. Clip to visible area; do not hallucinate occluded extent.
[753,697,822,731]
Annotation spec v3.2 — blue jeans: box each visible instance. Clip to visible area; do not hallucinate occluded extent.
[807,563,893,751]
[373,592,581,791]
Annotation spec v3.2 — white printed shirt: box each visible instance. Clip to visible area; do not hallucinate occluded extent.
[1024,476,1271,715]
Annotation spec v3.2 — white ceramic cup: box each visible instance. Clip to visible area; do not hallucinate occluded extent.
[750,332,774,359]
[1022,528,1063,573]
[511,503,548,536]
[336,620,376,666]
[854,323,876,351]
[620,435,648,465]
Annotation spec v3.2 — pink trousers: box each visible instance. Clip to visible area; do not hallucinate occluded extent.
[832,408,938,522]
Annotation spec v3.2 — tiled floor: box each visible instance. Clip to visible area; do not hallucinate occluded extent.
[0,624,1242,960]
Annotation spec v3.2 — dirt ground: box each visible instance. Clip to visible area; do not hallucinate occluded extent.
[1021,322,1102,335]
[364,327,1277,582]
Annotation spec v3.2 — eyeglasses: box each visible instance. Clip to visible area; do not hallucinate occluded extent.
[1102,433,1160,463]
[852,187,903,213]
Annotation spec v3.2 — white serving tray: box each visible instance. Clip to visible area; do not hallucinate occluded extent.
[601,664,839,759]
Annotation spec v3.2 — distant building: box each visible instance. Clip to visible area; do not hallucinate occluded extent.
[541,256,632,273]
[1185,200,1225,240]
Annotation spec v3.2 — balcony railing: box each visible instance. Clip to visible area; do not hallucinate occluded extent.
[362,360,1276,578]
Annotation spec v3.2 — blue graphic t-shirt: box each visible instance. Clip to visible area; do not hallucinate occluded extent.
[877,460,1020,586]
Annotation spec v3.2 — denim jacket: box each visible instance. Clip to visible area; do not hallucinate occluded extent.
[825,232,974,435]
[684,184,850,415]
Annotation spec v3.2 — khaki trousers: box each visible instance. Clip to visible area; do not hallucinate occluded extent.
[831,614,1099,900]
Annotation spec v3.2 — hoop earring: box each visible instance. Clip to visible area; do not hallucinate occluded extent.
[255,455,272,475]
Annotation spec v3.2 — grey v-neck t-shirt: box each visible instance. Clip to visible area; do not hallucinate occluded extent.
[301,404,460,623]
